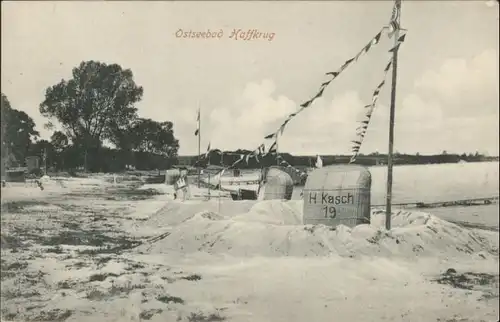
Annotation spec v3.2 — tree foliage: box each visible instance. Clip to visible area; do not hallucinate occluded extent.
[1,93,40,165]
[129,118,179,156]
[39,61,143,147]
[50,131,69,152]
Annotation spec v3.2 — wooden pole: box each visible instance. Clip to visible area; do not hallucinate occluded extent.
[276,135,280,166]
[385,0,401,231]
[197,104,201,188]
[207,172,211,200]
[84,149,88,173]
[44,147,47,176]
[207,151,211,199]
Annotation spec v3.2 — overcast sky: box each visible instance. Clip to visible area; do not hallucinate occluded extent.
[1,1,498,156]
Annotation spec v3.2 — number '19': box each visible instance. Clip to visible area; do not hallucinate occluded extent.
[323,206,337,218]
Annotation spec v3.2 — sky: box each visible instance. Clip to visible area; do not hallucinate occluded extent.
[1,0,499,156]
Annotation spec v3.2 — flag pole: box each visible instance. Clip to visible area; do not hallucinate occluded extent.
[385,0,401,231]
[207,148,211,199]
[276,135,280,166]
[197,103,201,188]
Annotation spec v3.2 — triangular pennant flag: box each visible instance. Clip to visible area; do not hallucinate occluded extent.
[389,43,401,53]
[356,127,366,134]
[377,80,385,89]
[326,71,339,77]
[314,87,325,99]
[372,31,382,45]
[340,60,352,71]
[397,33,406,43]
[356,131,365,138]
[280,124,286,135]
[351,140,362,146]
[362,120,370,125]
[356,127,367,134]
[321,81,331,87]
[364,104,372,109]
[194,109,200,136]
[353,51,363,62]
[264,132,276,139]
[363,42,372,53]
[384,61,393,72]
[300,100,312,108]
[268,141,277,153]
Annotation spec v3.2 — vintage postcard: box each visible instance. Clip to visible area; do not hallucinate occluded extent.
[1,1,499,321]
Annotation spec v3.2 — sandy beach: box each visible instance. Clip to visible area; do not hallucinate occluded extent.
[1,174,498,322]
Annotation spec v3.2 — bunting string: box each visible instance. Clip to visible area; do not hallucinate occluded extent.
[348,59,393,163]
[200,140,307,182]
[263,27,386,142]
[350,0,406,163]
[199,0,405,182]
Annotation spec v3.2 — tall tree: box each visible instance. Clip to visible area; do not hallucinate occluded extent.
[39,61,143,149]
[1,93,40,166]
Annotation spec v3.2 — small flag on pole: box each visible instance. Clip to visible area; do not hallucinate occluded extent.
[205,142,211,158]
[194,109,200,136]
[174,176,187,190]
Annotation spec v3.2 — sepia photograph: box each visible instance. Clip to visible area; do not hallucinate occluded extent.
[1,1,499,321]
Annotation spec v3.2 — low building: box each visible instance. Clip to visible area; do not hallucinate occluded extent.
[26,156,41,172]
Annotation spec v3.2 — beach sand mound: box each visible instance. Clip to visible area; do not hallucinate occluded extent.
[138,200,497,259]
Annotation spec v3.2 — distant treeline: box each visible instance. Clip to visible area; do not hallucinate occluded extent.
[42,147,178,173]
[6,142,178,174]
[179,150,499,169]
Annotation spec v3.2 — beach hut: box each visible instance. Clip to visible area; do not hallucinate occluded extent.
[165,169,181,185]
[257,167,294,201]
[269,165,304,185]
[302,164,371,228]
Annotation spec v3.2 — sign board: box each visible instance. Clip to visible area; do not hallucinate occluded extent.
[302,165,371,228]
[174,176,188,190]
